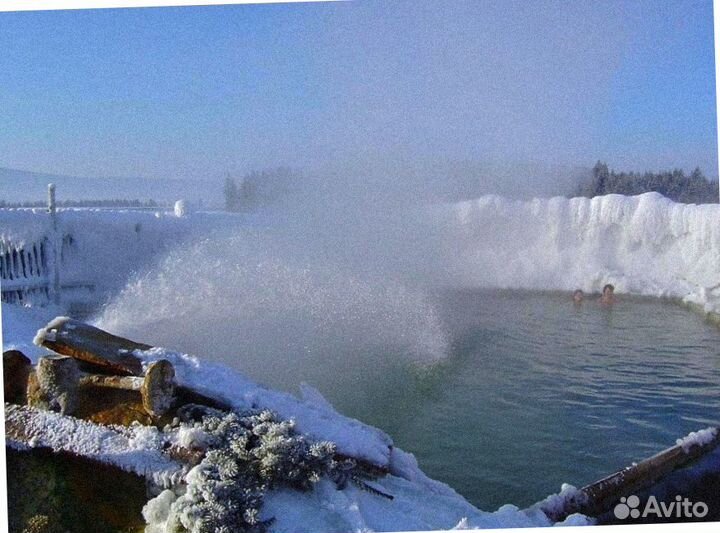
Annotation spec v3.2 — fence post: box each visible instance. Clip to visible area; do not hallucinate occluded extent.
[48,183,61,305]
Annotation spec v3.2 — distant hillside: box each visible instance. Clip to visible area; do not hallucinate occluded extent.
[0,167,223,207]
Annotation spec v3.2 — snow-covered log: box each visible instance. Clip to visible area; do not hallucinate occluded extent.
[543,426,720,521]
[34,317,149,375]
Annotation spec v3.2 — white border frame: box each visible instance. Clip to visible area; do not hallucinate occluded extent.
[1,2,719,533]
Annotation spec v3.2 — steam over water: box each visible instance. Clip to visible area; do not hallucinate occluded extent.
[96,169,457,393]
[95,191,720,398]
[97,228,449,394]
[350,289,720,510]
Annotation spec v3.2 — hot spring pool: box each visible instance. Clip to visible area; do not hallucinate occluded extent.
[320,290,720,510]
[93,283,720,512]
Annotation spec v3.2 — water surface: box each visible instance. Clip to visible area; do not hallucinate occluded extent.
[326,290,720,510]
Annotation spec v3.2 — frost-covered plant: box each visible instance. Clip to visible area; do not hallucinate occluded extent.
[160,409,339,533]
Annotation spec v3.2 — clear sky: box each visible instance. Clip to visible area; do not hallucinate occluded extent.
[0,0,717,180]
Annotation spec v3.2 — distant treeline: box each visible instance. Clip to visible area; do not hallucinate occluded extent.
[578,161,718,203]
[224,167,296,212]
[0,198,163,208]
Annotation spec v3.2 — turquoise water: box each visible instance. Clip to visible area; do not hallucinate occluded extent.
[328,290,720,510]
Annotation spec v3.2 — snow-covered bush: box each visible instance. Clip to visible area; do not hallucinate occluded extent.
[148,409,343,533]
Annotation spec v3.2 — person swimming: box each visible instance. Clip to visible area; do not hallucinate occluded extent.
[572,289,584,304]
[600,283,615,305]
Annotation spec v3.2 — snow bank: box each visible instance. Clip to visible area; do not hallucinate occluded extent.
[3,312,594,531]
[435,193,720,314]
[79,338,596,531]
[4,404,183,487]
[4,193,719,314]
[258,478,584,533]
[0,209,52,249]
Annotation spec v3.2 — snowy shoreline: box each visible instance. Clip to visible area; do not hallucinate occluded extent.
[5,304,720,532]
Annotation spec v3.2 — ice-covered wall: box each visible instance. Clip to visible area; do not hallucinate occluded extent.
[434,192,720,313]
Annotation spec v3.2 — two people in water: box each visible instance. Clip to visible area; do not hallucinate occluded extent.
[573,284,615,305]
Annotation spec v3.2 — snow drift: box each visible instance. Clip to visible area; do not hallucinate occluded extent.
[4,193,718,305]
[432,192,720,313]
[0,207,245,297]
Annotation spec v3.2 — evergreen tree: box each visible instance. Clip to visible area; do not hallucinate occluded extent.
[224,176,238,212]
[578,162,717,203]
[591,161,610,196]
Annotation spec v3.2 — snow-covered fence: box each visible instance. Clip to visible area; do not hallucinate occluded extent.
[0,237,52,304]
[1,188,216,307]
[0,229,96,305]
[1,184,75,305]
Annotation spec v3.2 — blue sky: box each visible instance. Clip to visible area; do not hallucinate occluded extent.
[0,0,717,180]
